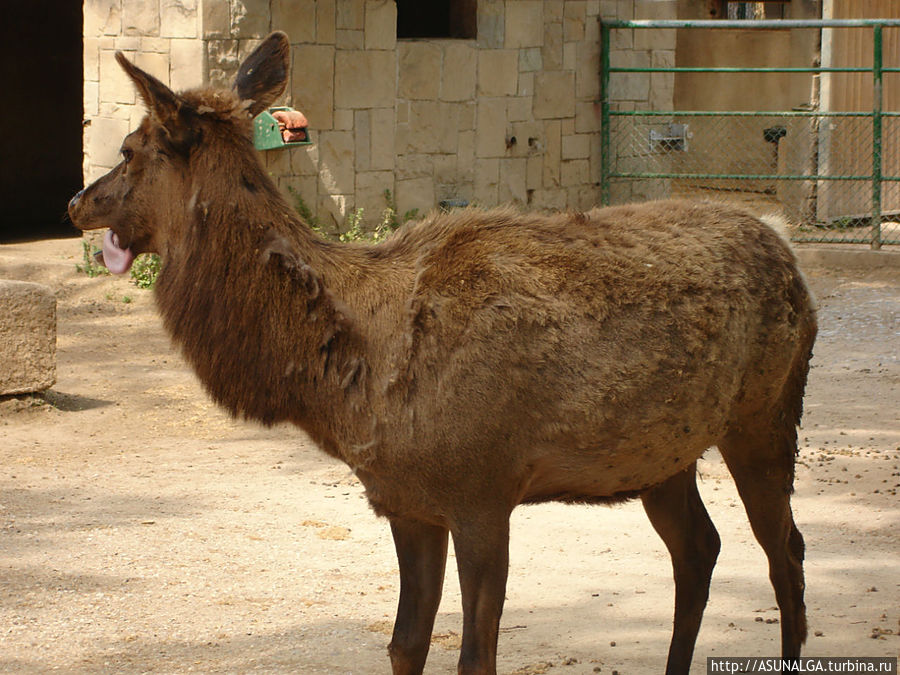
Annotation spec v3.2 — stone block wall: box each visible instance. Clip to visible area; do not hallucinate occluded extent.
[83,1,671,230]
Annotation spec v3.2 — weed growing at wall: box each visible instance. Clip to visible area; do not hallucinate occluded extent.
[75,240,109,277]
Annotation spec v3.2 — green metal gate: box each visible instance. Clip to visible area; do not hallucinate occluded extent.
[600,18,900,248]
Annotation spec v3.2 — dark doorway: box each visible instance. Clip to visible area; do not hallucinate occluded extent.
[0,4,83,242]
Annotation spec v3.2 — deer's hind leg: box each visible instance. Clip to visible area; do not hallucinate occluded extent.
[642,463,721,675]
[719,423,807,658]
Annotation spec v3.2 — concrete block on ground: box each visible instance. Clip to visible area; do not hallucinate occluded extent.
[0,280,57,395]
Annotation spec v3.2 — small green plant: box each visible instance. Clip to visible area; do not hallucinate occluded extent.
[130,253,161,289]
[338,208,366,242]
[75,240,109,277]
[288,187,421,244]
[287,185,324,234]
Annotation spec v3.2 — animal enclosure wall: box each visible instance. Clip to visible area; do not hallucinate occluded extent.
[82,0,648,232]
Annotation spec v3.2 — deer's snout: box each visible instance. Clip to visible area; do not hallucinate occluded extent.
[68,189,84,215]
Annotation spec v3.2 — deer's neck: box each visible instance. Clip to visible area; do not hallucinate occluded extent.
[153,188,374,463]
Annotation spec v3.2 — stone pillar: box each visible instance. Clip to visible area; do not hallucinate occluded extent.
[0,281,57,395]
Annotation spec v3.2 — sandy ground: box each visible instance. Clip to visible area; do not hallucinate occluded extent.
[0,236,897,674]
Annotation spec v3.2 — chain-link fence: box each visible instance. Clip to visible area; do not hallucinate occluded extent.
[600,19,900,248]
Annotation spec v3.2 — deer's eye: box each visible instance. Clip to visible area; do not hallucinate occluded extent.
[122,148,134,164]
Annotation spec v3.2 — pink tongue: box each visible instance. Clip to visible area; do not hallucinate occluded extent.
[102,229,135,275]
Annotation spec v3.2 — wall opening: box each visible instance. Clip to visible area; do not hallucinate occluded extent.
[0,3,83,242]
[397,0,477,39]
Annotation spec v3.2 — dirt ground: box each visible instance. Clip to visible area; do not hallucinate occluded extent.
[1,236,897,674]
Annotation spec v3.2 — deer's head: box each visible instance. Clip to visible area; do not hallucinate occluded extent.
[68,32,291,273]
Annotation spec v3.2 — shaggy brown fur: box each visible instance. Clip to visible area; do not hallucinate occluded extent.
[69,33,817,675]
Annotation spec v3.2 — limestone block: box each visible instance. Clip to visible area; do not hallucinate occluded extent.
[526,155,542,189]
[335,50,395,109]
[458,102,476,131]
[542,22,564,71]
[231,0,270,38]
[365,0,396,50]
[533,187,567,210]
[317,0,337,44]
[600,0,618,19]
[369,107,395,171]
[505,1,544,48]
[100,50,137,105]
[634,27,675,51]
[292,45,335,130]
[652,49,675,70]
[355,170,394,218]
[354,109,372,171]
[115,36,142,51]
[441,43,477,102]
[293,143,320,176]
[336,30,365,49]
[587,0,601,15]
[575,100,601,133]
[507,97,531,123]
[542,119,561,187]
[533,71,575,119]
[318,131,355,195]
[499,158,527,204]
[545,0,564,22]
[84,81,100,117]
[170,38,205,90]
[396,154,434,180]
[564,1,586,42]
[334,108,354,130]
[564,42,577,71]
[477,50,519,97]
[287,175,318,217]
[161,0,199,38]
[406,102,459,155]
[84,38,100,81]
[203,0,231,38]
[272,0,316,43]
[456,131,476,180]
[518,72,534,97]
[609,51,649,101]
[135,51,170,84]
[477,0,505,49]
[649,71,674,110]
[140,37,169,52]
[475,98,509,159]
[0,280,56,395]
[561,159,590,186]
[336,0,365,29]
[399,42,442,101]
[519,48,542,73]
[207,39,241,89]
[635,0,676,19]
[318,193,350,229]
[474,159,500,205]
[85,0,122,36]
[510,121,543,157]
[89,116,131,168]
[576,20,601,99]
[396,177,435,218]
[562,134,591,160]
[122,0,160,36]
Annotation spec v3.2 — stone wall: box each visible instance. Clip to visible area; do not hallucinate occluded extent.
[83,1,669,230]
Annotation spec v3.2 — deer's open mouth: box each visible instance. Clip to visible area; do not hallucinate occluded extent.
[102,229,135,275]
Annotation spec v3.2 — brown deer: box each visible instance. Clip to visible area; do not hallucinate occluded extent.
[68,32,817,675]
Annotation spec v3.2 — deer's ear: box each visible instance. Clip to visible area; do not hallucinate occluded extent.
[234,31,290,117]
[116,51,181,124]
[116,51,198,152]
